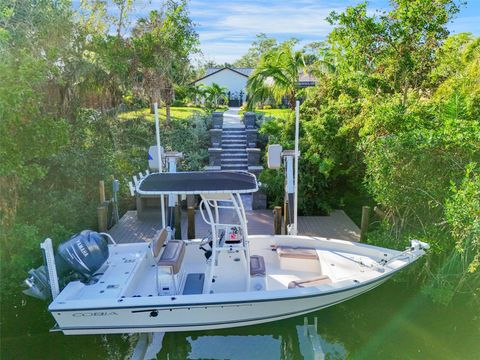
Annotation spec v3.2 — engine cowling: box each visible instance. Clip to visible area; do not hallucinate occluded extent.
[57,230,109,277]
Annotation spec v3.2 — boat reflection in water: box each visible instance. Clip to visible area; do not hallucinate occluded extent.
[141,315,347,359]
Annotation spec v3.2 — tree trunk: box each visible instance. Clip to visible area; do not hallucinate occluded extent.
[166,103,171,125]
[289,93,297,110]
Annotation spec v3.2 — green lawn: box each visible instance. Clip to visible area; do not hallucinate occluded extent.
[119,106,204,122]
[255,108,292,119]
[239,108,292,119]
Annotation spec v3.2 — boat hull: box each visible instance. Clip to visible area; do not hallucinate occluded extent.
[52,275,390,335]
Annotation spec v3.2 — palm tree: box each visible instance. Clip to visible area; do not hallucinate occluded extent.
[246,43,306,110]
[202,83,228,109]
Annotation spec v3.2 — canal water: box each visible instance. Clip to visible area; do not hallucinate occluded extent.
[1,281,479,359]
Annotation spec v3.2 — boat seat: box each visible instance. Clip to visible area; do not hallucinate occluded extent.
[151,229,168,258]
[157,240,185,274]
[250,255,266,276]
[288,275,332,289]
[277,246,319,260]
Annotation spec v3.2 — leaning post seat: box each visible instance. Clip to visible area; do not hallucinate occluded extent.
[151,229,168,258]
[158,240,185,274]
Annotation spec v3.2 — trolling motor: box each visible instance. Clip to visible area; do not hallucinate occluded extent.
[23,230,110,301]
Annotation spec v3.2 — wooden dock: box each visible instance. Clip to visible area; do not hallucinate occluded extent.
[109,209,360,244]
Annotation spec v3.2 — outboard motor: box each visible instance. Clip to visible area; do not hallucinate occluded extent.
[23,230,109,301]
[57,230,109,277]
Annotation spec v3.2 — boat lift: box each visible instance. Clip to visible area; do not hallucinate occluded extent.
[267,100,301,236]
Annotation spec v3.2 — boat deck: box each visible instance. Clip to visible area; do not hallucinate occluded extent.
[56,235,393,303]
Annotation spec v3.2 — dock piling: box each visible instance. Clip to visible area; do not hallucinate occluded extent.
[99,180,106,203]
[97,180,108,231]
[97,204,108,232]
[187,207,195,239]
[273,206,282,235]
[174,196,182,239]
[360,206,371,242]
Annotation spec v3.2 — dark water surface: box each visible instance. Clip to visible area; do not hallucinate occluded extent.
[1,282,479,359]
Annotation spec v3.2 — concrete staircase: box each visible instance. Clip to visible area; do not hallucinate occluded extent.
[221,127,247,171]
[207,111,261,175]
[206,110,267,209]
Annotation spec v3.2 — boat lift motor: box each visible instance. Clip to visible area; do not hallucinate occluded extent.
[267,145,299,235]
[23,230,110,301]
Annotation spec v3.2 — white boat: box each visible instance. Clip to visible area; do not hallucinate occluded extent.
[24,170,428,335]
[23,102,428,335]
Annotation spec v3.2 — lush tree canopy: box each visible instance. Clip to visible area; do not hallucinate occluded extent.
[0,0,203,295]
[132,0,199,123]
[258,0,479,304]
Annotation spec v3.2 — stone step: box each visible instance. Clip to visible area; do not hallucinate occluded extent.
[221,165,248,170]
[221,159,248,163]
[222,149,247,154]
[222,135,246,139]
[222,140,247,146]
[222,127,245,131]
[221,153,247,157]
[222,145,246,149]
[222,139,246,144]
[223,134,246,137]
[222,134,246,138]
[221,158,248,163]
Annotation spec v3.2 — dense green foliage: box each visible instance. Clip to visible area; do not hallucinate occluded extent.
[0,0,206,295]
[258,1,479,303]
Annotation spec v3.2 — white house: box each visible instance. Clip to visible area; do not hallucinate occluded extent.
[193,67,252,106]
[193,67,317,107]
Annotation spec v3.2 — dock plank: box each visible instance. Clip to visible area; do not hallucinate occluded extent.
[110,209,360,244]
[109,211,162,244]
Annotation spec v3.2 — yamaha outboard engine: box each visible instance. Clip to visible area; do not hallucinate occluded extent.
[23,230,109,300]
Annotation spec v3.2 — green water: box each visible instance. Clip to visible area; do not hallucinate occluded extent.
[1,282,479,359]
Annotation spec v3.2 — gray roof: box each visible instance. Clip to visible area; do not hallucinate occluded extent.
[198,67,316,86]
[298,71,316,83]
[205,67,253,76]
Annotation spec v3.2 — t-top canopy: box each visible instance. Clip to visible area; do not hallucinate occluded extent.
[136,171,258,195]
